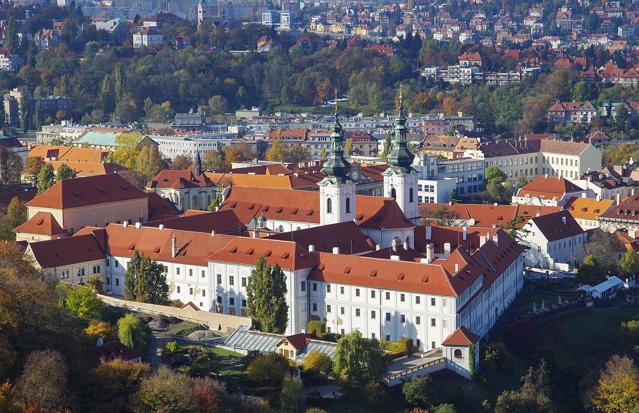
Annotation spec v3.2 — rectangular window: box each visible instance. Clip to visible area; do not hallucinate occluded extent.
[176,268,180,275]
[401,314,406,323]
[416,296,421,305]
[301,281,306,291]
[386,292,390,300]
[340,286,345,294]
[355,308,360,317]
[385,312,391,321]
[201,270,205,278]
[313,283,317,292]
[189,269,193,277]
[217,274,222,284]
[443,319,448,328]
[115,260,119,268]
[189,288,193,295]
[355,288,360,297]
[312,303,318,312]
[115,278,119,286]
[371,290,376,299]
[416,316,421,325]
[229,297,235,306]
[177,286,181,293]
[431,318,436,327]
[327,304,331,313]
[241,277,247,287]
[217,296,222,304]
[400,293,405,302]
[431,297,436,306]
[326,284,331,293]
[202,290,206,297]
[340,307,345,315]
[242,299,246,307]
[229,276,235,286]
[371,310,376,319]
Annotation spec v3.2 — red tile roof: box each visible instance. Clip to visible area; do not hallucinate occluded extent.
[442,326,479,346]
[14,212,66,236]
[145,210,246,235]
[529,210,584,241]
[28,234,105,268]
[267,221,375,254]
[515,176,583,199]
[419,203,560,228]
[147,170,213,189]
[27,174,147,209]
[208,237,314,270]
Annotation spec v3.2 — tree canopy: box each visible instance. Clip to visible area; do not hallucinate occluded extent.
[246,257,288,334]
[124,251,169,305]
[332,330,387,387]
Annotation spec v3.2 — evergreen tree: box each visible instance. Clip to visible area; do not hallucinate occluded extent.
[246,257,288,333]
[56,163,75,181]
[37,164,56,193]
[125,251,169,305]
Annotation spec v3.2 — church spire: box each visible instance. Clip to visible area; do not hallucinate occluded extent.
[321,93,351,183]
[387,85,414,173]
[194,150,202,176]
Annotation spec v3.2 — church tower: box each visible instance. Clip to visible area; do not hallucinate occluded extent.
[319,109,355,226]
[197,0,207,29]
[383,87,418,220]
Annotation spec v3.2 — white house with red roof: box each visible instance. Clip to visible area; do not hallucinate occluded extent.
[512,176,587,207]
[146,168,216,211]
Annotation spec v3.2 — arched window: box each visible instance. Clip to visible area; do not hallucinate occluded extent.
[409,187,414,203]
[391,188,397,200]
[406,236,410,247]
[278,225,284,232]
[326,198,332,213]
[345,197,351,213]
[454,349,463,359]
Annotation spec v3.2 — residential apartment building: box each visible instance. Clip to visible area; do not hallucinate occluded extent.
[414,154,485,201]
[477,139,602,182]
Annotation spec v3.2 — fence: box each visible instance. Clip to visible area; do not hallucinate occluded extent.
[98,294,251,333]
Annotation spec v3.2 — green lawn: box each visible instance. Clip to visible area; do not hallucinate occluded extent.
[508,281,581,318]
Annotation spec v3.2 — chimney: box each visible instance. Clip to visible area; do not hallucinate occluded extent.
[617,193,621,205]
[308,244,315,253]
[135,222,141,229]
[420,258,430,264]
[425,225,432,240]
[123,221,128,228]
[479,235,487,247]
[462,226,467,241]
[596,194,600,201]
[426,243,434,263]
[332,246,340,254]
[159,224,165,230]
[561,216,567,225]
[390,255,400,261]
[581,192,586,198]
[444,242,451,256]
[211,229,216,236]
[172,235,177,258]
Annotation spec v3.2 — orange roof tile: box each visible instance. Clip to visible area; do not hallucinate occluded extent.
[28,234,105,268]
[442,326,479,346]
[26,174,147,209]
[208,237,314,270]
[14,212,66,236]
[565,197,614,221]
[515,176,583,199]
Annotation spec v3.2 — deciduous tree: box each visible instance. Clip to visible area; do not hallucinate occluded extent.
[23,156,45,186]
[56,163,75,181]
[17,350,71,412]
[333,331,387,387]
[620,250,639,276]
[589,355,639,413]
[64,286,103,321]
[246,257,288,333]
[117,313,151,353]
[0,147,22,187]
[36,163,56,193]
[170,155,193,170]
[125,251,169,304]
[494,360,554,413]
[131,368,197,413]
[246,352,289,385]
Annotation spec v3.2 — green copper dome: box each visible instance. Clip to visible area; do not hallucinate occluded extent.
[321,112,351,183]
[386,91,414,173]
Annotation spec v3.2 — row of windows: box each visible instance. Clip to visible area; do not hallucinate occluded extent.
[319,303,449,328]
[311,282,449,306]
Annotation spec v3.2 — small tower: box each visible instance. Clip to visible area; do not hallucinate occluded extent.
[197,0,207,29]
[383,86,418,220]
[319,104,355,226]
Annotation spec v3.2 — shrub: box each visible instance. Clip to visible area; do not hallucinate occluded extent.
[306,320,326,338]
[483,342,513,373]
[165,341,179,352]
[302,351,332,375]
[403,375,433,408]
[117,314,151,353]
[383,337,416,357]
[364,381,386,407]
[168,321,205,337]
[64,286,103,321]
[85,320,117,342]
[246,353,290,385]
